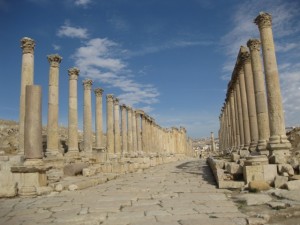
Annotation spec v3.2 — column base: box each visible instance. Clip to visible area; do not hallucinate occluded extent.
[24,158,44,166]
[249,141,258,153]
[267,141,291,164]
[45,149,63,158]
[19,185,37,197]
[65,149,79,157]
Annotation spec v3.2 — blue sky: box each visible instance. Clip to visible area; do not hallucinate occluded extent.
[0,0,299,138]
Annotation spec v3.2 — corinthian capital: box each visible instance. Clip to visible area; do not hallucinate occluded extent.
[247,39,261,52]
[240,50,251,64]
[68,67,80,80]
[94,88,104,96]
[83,79,93,90]
[254,12,272,29]
[21,37,35,54]
[47,54,62,67]
[106,94,114,102]
[113,97,119,105]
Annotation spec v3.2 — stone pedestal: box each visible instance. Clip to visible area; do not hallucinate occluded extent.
[46,54,63,158]
[19,37,35,154]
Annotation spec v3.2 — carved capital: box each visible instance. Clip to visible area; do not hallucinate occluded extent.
[120,104,127,110]
[47,54,62,67]
[113,97,119,105]
[106,94,114,102]
[21,37,35,54]
[135,109,145,116]
[254,12,272,29]
[83,79,93,90]
[94,88,104,96]
[240,51,251,64]
[68,67,80,80]
[247,39,261,52]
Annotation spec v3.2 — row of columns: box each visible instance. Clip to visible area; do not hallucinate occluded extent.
[219,12,291,163]
[18,37,193,163]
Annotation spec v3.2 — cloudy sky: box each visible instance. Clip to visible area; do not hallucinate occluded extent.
[0,0,299,138]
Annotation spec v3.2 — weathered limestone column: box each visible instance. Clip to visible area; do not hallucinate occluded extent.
[240,47,259,152]
[24,85,43,166]
[132,110,138,153]
[120,104,128,154]
[141,113,147,153]
[67,67,80,155]
[254,12,291,162]
[46,54,62,157]
[94,88,104,150]
[19,37,35,154]
[225,103,231,151]
[135,110,143,153]
[106,94,115,155]
[235,78,245,149]
[247,39,270,155]
[83,79,93,154]
[229,91,237,151]
[233,85,241,149]
[113,98,121,156]
[127,107,133,153]
[238,68,251,151]
[210,132,216,152]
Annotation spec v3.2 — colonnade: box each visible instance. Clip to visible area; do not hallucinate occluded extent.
[218,12,291,163]
[17,37,194,166]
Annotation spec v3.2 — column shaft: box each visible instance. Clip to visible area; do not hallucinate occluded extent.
[94,88,104,150]
[83,79,93,154]
[121,104,128,154]
[114,98,121,155]
[106,94,114,154]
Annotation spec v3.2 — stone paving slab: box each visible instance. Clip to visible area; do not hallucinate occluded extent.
[0,159,248,225]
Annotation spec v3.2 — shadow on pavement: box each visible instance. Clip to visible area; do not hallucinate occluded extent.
[175,159,217,186]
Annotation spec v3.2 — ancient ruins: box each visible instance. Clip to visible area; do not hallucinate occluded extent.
[0,34,194,198]
[209,12,300,192]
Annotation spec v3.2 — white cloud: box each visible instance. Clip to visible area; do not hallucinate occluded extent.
[74,0,91,6]
[73,38,159,107]
[57,22,88,39]
[52,44,61,51]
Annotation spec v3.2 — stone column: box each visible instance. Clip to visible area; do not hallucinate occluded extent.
[229,91,237,151]
[67,67,80,155]
[247,39,270,155]
[127,107,133,153]
[46,54,62,157]
[120,104,128,154]
[83,79,93,155]
[141,113,147,153]
[240,47,259,152]
[106,94,115,155]
[24,85,43,166]
[254,12,291,162]
[238,68,251,151]
[132,110,138,153]
[235,78,245,149]
[135,110,143,153]
[113,98,121,156]
[233,85,240,149]
[94,88,104,150]
[19,37,35,154]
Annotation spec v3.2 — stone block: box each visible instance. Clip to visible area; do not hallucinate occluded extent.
[225,162,242,175]
[243,164,277,184]
[285,180,300,190]
[274,175,288,188]
[231,153,240,162]
[63,163,89,176]
[277,164,294,176]
[248,180,270,192]
[239,150,250,158]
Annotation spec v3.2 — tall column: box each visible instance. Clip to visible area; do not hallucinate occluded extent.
[238,68,251,151]
[240,47,259,152]
[135,110,143,153]
[132,110,138,153]
[94,88,104,150]
[120,104,128,154]
[235,78,245,149]
[67,67,80,155]
[247,39,270,155]
[141,113,147,153]
[19,37,35,154]
[83,79,93,154]
[106,94,115,155]
[229,91,237,151]
[24,85,43,166]
[113,98,121,156]
[233,86,240,149]
[46,54,62,157]
[254,12,291,162]
[127,107,133,153]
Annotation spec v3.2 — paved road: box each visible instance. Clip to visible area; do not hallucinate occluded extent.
[0,159,248,225]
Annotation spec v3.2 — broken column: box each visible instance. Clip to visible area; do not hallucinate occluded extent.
[83,79,93,155]
[67,67,80,156]
[94,88,104,151]
[46,54,62,158]
[19,37,35,154]
[254,12,291,163]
